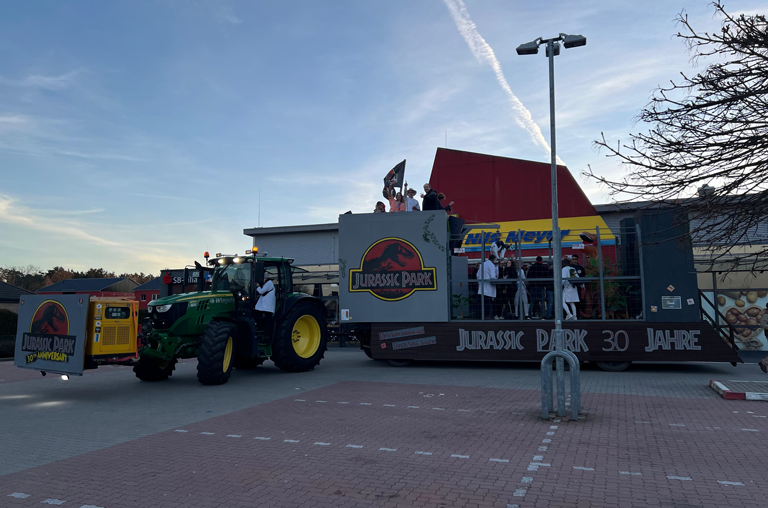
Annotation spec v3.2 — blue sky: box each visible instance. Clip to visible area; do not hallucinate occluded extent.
[0,0,763,274]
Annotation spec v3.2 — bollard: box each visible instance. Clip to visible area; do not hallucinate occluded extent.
[540,350,581,421]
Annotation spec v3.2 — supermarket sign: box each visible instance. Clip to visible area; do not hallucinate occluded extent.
[461,216,615,252]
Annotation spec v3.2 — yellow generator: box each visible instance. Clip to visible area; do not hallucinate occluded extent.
[85,298,139,361]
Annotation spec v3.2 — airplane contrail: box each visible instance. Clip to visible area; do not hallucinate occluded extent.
[443,0,564,165]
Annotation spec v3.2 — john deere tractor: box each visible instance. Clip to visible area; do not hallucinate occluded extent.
[134,251,327,385]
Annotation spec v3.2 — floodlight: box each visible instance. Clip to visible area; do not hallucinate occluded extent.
[516,41,540,55]
[562,34,587,49]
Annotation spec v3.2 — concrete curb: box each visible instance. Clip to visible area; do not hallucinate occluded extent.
[710,379,768,401]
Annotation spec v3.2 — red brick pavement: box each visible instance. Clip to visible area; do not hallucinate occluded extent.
[1,381,766,507]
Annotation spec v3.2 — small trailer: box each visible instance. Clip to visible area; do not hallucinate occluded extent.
[338,210,742,371]
[14,295,139,377]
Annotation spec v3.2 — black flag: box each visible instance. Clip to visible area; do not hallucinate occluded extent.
[382,159,406,198]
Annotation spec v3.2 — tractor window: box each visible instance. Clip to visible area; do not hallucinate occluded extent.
[212,263,252,294]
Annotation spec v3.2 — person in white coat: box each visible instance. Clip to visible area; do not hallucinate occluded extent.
[477,254,498,319]
[514,261,531,319]
[562,258,580,320]
[254,275,276,329]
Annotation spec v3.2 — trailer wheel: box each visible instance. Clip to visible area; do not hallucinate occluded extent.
[133,356,177,381]
[386,359,413,367]
[233,357,266,369]
[197,321,236,385]
[272,302,327,372]
[595,361,632,372]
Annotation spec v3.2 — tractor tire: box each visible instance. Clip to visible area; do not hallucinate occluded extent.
[133,356,177,382]
[271,302,327,372]
[233,357,266,370]
[197,321,237,385]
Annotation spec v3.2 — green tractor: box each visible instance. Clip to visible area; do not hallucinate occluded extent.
[134,252,328,385]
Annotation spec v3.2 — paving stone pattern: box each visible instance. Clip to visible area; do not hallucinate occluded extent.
[2,380,767,507]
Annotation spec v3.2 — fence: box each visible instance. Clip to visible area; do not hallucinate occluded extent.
[449,225,645,321]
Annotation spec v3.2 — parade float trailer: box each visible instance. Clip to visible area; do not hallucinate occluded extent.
[338,209,742,371]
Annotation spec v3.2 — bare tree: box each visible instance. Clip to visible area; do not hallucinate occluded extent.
[587,1,768,270]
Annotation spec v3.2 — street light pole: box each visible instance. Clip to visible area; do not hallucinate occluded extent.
[517,32,586,419]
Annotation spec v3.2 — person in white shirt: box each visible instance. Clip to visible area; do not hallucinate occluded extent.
[476,254,498,319]
[561,258,580,320]
[405,186,420,212]
[254,275,276,329]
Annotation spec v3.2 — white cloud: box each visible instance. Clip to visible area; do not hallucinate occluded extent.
[0,71,79,90]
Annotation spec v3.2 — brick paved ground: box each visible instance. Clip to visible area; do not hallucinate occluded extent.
[1,349,767,507]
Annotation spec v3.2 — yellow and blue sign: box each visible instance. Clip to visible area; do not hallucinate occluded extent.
[461,215,615,252]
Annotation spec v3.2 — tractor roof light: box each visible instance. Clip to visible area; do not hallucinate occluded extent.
[252,246,259,254]
[233,257,241,264]
[218,258,225,264]
[215,253,222,257]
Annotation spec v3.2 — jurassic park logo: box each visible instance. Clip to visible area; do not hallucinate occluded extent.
[349,238,437,301]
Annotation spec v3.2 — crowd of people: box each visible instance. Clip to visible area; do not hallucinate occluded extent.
[374,182,454,214]
[474,254,586,320]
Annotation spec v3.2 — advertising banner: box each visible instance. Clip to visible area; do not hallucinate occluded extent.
[370,320,741,363]
[14,295,89,375]
[339,210,450,323]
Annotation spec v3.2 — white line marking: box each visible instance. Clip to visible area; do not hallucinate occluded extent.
[546,432,555,435]
[733,411,739,413]
[379,447,397,452]
[741,429,759,432]
[80,505,106,508]
[254,437,270,440]
[451,454,469,458]
[507,505,519,508]
[542,439,552,443]
[635,421,651,424]
[314,442,331,446]
[667,476,692,481]
[553,419,561,422]
[549,425,558,429]
[407,406,419,408]
[529,462,550,467]
[754,415,767,418]
[573,466,595,471]
[415,451,432,455]
[174,429,189,433]
[383,404,396,407]
[538,446,548,451]
[747,411,754,414]
[718,480,744,486]
[284,439,300,443]
[490,458,510,463]
[521,477,533,483]
[226,435,242,438]
[316,400,327,403]
[338,402,349,404]
[42,499,67,505]
[513,489,527,497]
[295,399,306,401]
[432,408,445,410]
[200,432,214,435]
[619,471,642,476]
[360,403,372,405]
[533,455,543,460]
[346,445,363,448]
[485,411,497,413]
[8,493,30,499]
[669,424,686,427]
[457,409,471,412]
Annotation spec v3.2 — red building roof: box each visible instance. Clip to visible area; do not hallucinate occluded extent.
[428,148,597,222]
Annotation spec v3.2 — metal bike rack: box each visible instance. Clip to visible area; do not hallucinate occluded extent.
[541,349,581,421]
